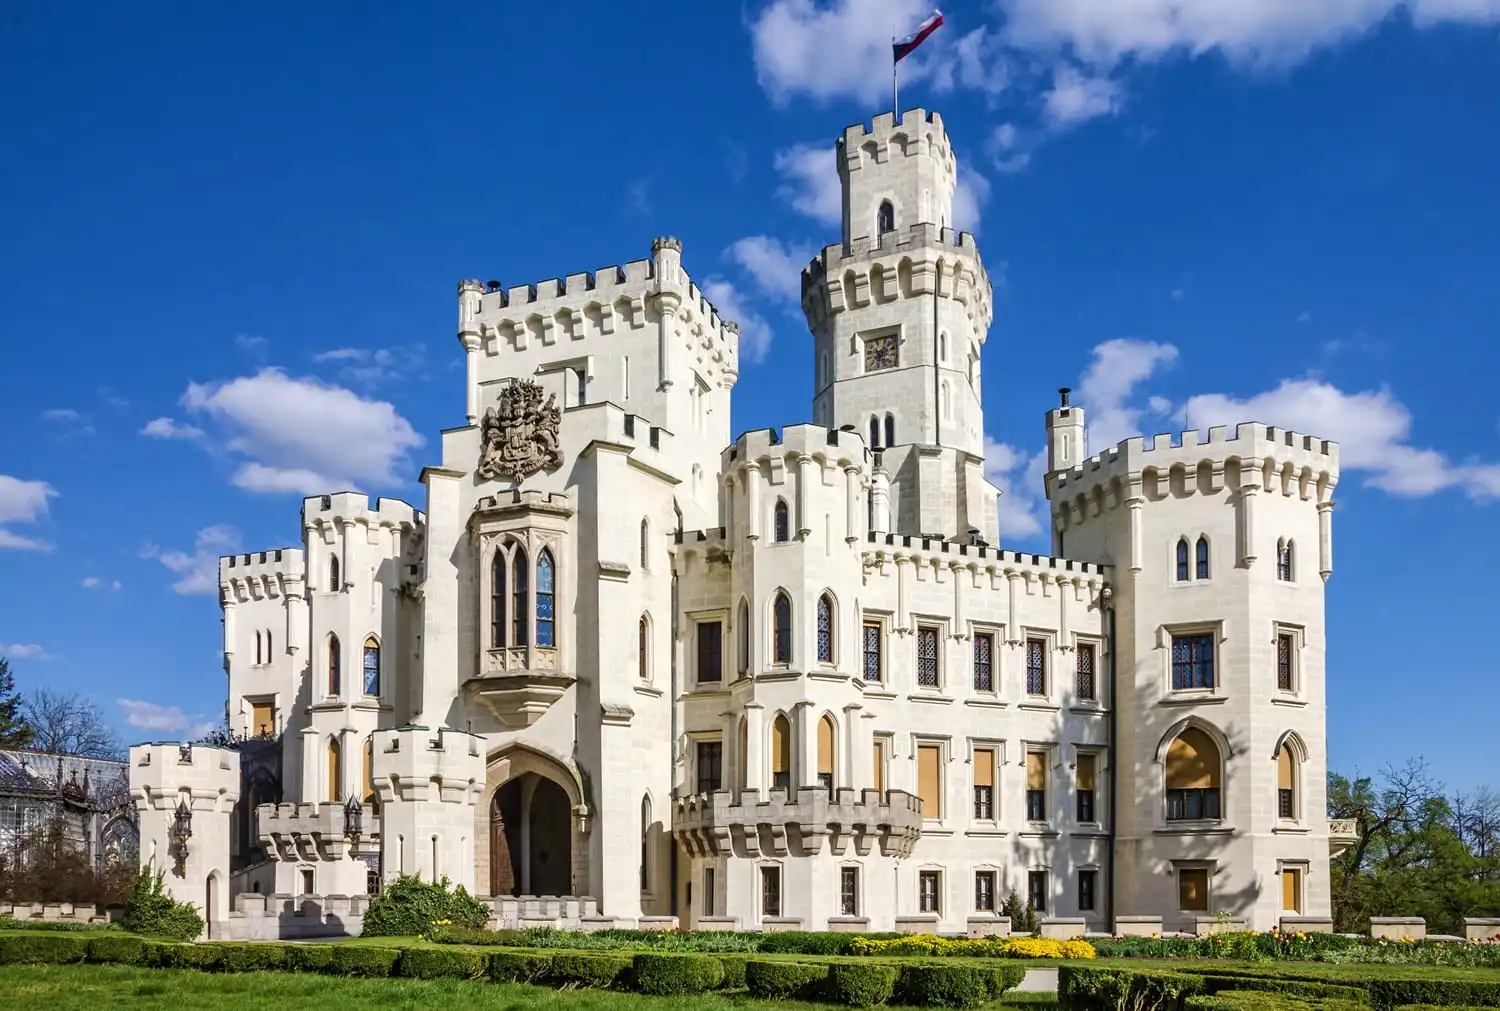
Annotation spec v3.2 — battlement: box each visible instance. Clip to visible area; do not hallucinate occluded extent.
[839,108,954,172]
[302,492,423,534]
[129,743,240,813]
[256,801,343,840]
[726,423,871,470]
[1046,423,1341,498]
[369,725,485,807]
[862,531,1113,580]
[801,224,991,337]
[475,488,574,515]
[462,238,740,373]
[565,400,678,464]
[219,547,304,601]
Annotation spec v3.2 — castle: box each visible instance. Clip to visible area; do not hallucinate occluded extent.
[130,108,1352,939]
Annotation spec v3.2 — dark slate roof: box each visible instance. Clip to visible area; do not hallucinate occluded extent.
[0,750,129,811]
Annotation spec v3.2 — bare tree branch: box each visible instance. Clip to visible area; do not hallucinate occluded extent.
[18,689,123,759]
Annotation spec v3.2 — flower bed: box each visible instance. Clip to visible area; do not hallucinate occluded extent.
[851,934,1095,959]
[1060,964,1500,1010]
[1093,931,1500,969]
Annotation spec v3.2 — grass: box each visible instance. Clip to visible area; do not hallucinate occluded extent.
[0,963,1057,1009]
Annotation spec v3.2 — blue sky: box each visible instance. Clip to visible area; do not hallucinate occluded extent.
[1,2,1496,792]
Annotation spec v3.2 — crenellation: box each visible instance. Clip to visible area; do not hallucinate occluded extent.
[727,423,871,470]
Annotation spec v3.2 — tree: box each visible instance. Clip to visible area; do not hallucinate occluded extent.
[0,657,36,749]
[18,688,123,758]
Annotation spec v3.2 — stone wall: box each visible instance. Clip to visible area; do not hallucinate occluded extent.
[0,902,122,925]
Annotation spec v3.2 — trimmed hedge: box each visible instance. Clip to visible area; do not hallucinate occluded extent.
[1368,979,1500,1009]
[716,953,749,989]
[485,950,552,983]
[0,933,90,964]
[0,917,118,933]
[745,959,828,999]
[85,935,146,965]
[827,962,900,1007]
[895,963,1024,1008]
[548,952,633,988]
[631,952,725,996]
[1184,996,1369,1011]
[396,947,488,980]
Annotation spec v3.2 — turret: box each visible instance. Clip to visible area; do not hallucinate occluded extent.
[838,108,958,244]
[1045,387,1087,480]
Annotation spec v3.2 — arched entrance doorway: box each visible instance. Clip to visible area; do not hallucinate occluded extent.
[489,772,573,896]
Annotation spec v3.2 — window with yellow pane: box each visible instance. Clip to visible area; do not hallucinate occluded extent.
[1178,866,1211,912]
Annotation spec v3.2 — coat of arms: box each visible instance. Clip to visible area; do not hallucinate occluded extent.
[478,379,563,483]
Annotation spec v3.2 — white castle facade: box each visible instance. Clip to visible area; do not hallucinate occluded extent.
[132,108,1353,939]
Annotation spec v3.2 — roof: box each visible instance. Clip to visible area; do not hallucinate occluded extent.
[0,749,130,811]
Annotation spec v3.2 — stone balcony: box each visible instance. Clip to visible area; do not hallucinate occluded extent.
[257,802,357,862]
[464,646,574,728]
[1329,818,1360,857]
[673,786,923,859]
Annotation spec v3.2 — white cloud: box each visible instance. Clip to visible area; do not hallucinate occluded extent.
[311,345,425,387]
[81,576,122,590]
[181,368,423,494]
[142,525,240,596]
[1076,338,1180,450]
[701,278,773,364]
[983,437,1049,542]
[727,236,817,303]
[234,334,267,354]
[750,0,935,104]
[140,416,204,440]
[953,165,991,235]
[1,643,50,660]
[116,698,217,739]
[774,144,842,227]
[0,475,57,552]
[1044,66,1123,127]
[41,408,84,424]
[986,123,1032,173]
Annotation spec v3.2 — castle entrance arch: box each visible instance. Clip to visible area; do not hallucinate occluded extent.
[481,746,585,898]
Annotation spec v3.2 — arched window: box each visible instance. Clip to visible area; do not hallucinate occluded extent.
[362,737,375,804]
[1277,743,1299,821]
[884,414,895,447]
[254,630,262,666]
[639,518,650,571]
[640,795,652,893]
[877,200,895,234]
[1165,727,1222,821]
[938,331,947,363]
[1176,538,1190,581]
[491,551,507,648]
[816,593,834,664]
[511,546,530,646]
[536,549,556,648]
[1277,539,1295,582]
[771,714,792,791]
[637,614,650,680]
[772,591,792,664]
[362,636,380,696]
[737,716,749,791]
[327,634,341,696]
[265,629,273,659]
[817,715,836,791]
[773,499,790,542]
[869,416,881,449]
[329,554,341,592]
[736,598,751,675]
[940,381,950,420]
[327,737,343,804]
[1196,536,1210,580]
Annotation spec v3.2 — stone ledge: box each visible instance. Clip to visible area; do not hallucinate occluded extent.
[1464,917,1500,942]
[673,786,922,859]
[894,915,940,934]
[1370,916,1426,940]
[1040,917,1088,940]
[966,916,1011,938]
[1113,915,1163,937]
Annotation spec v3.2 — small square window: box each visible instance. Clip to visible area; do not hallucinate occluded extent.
[918,870,941,913]
[1179,868,1210,912]
[761,866,782,917]
[917,625,940,687]
[696,621,723,684]
[1171,633,1215,690]
[1079,870,1097,912]
[974,870,996,912]
[840,866,859,916]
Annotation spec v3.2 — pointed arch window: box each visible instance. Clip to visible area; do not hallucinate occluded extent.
[491,551,507,648]
[362,737,375,805]
[362,636,380,696]
[254,630,263,665]
[884,414,895,447]
[327,634,341,696]
[938,331,947,363]
[265,629,273,660]
[640,795,652,893]
[511,546,530,646]
[773,499,790,542]
[816,593,834,664]
[640,518,650,571]
[736,599,751,675]
[1165,727,1222,821]
[1176,538,1190,581]
[772,591,792,665]
[1277,742,1300,821]
[1195,536,1210,580]
[638,614,650,680]
[877,200,895,234]
[1277,539,1295,582]
[869,416,881,449]
[327,737,343,804]
[817,715,836,790]
[329,554,341,593]
[771,714,792,791]
[536,549,556,648]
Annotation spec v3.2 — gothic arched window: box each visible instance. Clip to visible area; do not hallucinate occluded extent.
[511,546,530,646]
[773,499,790,542]
[877,200,895,234]
[1196,536,1210,580]
[869,416,881,449]
[536,549,556,647]
[329,554,341,593]
[362,636,380,696]
[639,518,650,571]
[816,593,834,664]
[884,414,895,447]
[491,551,507,648]
[737,598,751,675]
[327,634,341,696]
[773,591,793,665]
[1277,539,1296,582]
[638,614,650,680]
[1176,538,1190,582]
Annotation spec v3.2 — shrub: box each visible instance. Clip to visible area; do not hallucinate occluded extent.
[716,953,749,989]
[214,941,289,972]
[327,945,400,977]
[758,930,858,955]
[549,952,632,988]
[397,946,487,980]
[1185,997,1370,1011]
[486,950,553,983]
[0,917,117,932]
[85,934,146,964]
[896,963,1005,1008]
[1368,978,1500,1009]
[0,932,89,964]
[745,959,829,999]
[283,944,334,972]
[826,962,900,1007]
[120,867,203,941]
[850,933,1094,959]
[1002,889,1039,934]
[360,875,490,937]
[631,952,725,995]
[1060,966,1208,1010]
[155,943,222,970]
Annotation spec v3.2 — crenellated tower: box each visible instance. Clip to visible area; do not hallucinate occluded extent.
[802,109,997,545]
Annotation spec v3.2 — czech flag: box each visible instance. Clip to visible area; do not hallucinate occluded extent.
[893,10,943,64]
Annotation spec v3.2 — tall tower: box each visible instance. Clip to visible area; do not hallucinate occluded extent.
[802,109,998,543]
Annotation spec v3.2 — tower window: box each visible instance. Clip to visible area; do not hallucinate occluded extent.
[536,549,555,647]
[362,636,380,696]
[917,625,939,687]
[511,546,530,646]
[329,554,341,592]
[1025,638,1047,695]
[1277,538,1296,582]
[327,634,341,696]
[869,416,881,449]
[773,499,790,542]
[491,551,507,648]
[772,592,792,665]
[638,615,650,680]
[1166,727,1223,821]
[862,621,883,682]
[1196,536,1210,580]
[972,633,993,691]
[1176,538,1190,581]
[1171,634,1215,691]
[1076,643,1096,701]
[696,620,722,684]
[1277,633,1295,692]
[816,593,834,664]
[877,200,895,235]
[884,413,895,447]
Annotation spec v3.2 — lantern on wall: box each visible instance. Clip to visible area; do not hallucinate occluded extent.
[344,796,363,846]
[169,797,193,874]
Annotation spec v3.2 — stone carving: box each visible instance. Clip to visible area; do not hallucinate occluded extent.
[479,379,563,483]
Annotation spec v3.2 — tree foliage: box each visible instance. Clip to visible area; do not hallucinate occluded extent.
[1329,759,1500,934]
[0,657,36,749]
[18,688,123,758]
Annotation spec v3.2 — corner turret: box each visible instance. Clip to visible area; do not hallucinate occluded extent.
[1045,387,1087,481]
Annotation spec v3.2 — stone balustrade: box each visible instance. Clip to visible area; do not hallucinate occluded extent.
[673,786,923,859]
[0,902,121,925]
[221,892,369,940]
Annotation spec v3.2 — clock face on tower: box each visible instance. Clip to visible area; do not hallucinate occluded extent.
[864,335,899,371]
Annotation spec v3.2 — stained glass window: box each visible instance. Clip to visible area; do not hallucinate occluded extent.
[1171,633,1215,690]
[1026,638,1046,695]
[1076,643,1096,700]
[535,549,555,648]
[917,627,939,687]
[863,622,882,682]
[816,594,834,664]
[362,637,380,696]
[973,633,993,692]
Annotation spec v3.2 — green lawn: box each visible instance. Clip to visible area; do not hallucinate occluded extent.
[0,964,1057,1009]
